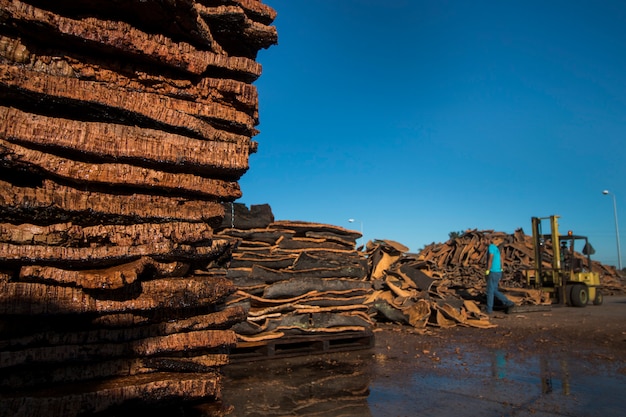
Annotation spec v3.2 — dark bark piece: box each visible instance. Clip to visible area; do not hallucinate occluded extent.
[296,295,368,307]
[220,227,293,244]
[292,251,368,273]
[304,230,359,247]
[398,264,436,292]
[218,202,275,230]
[272,312,371,333]
[263,277,372,299]
[277,236,353,251]
[229,253,296,269]
[271,220,362,239]
[251,264,367,284]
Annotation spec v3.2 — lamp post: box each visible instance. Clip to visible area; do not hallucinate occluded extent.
[348,218,364,248]
[602,190,622,270]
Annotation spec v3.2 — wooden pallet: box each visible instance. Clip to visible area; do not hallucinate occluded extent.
[229,330,374,362]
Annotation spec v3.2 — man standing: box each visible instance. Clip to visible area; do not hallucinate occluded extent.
[485,236,515,314]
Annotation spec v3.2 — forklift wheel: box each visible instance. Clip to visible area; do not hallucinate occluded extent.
[593,290,604,306]
[570,284,589,307]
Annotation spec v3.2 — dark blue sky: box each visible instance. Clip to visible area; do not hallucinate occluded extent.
[240,0,626,266]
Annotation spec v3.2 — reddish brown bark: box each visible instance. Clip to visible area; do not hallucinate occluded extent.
[0,179,225,224]
[0,0,263,79]
[0,0,278,411]
[0,139,242,200]
[0,275,236,315]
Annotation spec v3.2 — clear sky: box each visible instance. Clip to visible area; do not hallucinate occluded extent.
[238,0,626,267]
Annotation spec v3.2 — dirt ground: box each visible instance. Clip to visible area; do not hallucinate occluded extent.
[222,296,626,417]
[366,295,626,417]
[380,295,626,365]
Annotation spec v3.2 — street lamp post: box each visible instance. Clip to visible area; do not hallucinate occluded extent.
[603,190,622,270]
[348,218,364,248]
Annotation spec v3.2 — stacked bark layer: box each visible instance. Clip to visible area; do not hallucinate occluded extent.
[0,1,277,415]
[216,204,374,343]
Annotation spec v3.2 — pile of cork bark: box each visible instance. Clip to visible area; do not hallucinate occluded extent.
[413,229,624,293]
[364,239,499,330]
[361,229,624,330]
[215,204,374,344]
[0,1,277,415]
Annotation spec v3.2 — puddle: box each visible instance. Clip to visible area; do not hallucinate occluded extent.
[221,345,626,417]
[221,351,373,417]
[368,347,626,417]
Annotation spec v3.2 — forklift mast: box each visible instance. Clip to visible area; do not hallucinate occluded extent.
[531,215,563,287]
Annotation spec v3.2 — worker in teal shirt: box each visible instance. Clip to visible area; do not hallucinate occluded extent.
[485,236,515,314]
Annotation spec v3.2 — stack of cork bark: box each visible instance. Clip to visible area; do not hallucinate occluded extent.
[0,1,277,415]
[215,204,374,344]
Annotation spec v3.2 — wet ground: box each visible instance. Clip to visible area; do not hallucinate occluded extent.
[221,296,626,416]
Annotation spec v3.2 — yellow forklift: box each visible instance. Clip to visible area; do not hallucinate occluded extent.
[526,215,603,307]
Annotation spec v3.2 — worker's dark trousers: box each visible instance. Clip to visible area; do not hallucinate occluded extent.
[486,271,512,313]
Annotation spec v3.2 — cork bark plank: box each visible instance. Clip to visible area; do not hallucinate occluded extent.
[0,139,242,200]
[1,329,237,368]
[1,239,232,265]
[1,354,231,390]
[195,3,278,52]
[0,179,225,224]
[18,258,190,290]
[0,221,214,247]
[0,275,236,315]
[2,307,246,351]
[0,107,252,177]
[0,34,260,111]
[0,65,256,138]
